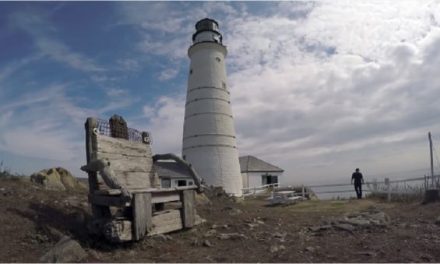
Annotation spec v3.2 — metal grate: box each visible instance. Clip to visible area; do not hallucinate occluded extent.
[96,119,151,144]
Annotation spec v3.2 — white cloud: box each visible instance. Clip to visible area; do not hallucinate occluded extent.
[8,8,107,79]
[117,58,142,72]
[35,38,104,73]
[0,85,86,161]
[0,55,43,83]
[158,67,179,81]
[0,81,135,176]
[137,96,185,155]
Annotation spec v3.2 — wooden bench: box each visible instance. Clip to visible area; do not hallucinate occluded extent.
[81,115,203,242]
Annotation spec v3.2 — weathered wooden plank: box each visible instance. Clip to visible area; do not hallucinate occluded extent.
[111,171,153,189]
[94,189,122,195]
[96,151,152,161]
[133,193,152,240]
[85,118,111,219]
[103,220,133,242]
[107,158,151,173]
[181,190,195,228]
[96,135,151,157]
[152,191,181,204]
[148,209,183,236]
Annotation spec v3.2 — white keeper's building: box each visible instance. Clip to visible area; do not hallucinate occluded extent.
[239,155,284,189]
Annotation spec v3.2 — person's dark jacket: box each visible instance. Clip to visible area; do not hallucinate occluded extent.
[352,172,363,185]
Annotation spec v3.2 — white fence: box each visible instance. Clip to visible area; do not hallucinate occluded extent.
[308,174,440,201]
[242,183,279,197]
[242,175,440,201]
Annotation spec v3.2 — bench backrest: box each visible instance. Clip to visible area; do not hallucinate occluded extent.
[85,117,159,191]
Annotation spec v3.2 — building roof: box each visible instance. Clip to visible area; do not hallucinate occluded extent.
[154,161,193,179]
[239,155,284,173]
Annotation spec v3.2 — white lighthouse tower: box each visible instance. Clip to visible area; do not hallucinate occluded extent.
[182,18,243,196]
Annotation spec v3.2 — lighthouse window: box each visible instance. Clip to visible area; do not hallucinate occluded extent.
[222,82,226,89]
[216,57,221,63]
[190,69,193,74]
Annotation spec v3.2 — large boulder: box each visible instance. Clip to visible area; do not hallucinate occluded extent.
[31,167,86,191]
[40,236,87,263]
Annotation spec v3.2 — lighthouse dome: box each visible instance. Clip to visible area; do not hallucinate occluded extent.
[192,18,223,44]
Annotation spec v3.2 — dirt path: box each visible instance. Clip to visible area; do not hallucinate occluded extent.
[1,178,440,262]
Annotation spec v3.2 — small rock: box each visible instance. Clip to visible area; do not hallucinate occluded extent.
[344,218,371,226]
[191,238,201,246]
[34,233,49,243]
[334,223,355,232]
[309,226,321,232]
[204,229,217,237]
[228,208,242,216]
[357,251,376,257]
[88,250,101,260]
[305,246,315,253]
[420,254,433,262]
[205,255,215,262]
[273,232,287,239]
[270,245,285,253]
[203,240,213,247]
[246,223,258,229]
[155,234,172,241]
[309,225,332,232]
[217,233,247,240]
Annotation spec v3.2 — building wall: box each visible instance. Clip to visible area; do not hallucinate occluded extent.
[243,172,283,189]
[160,177,194,188]
[241,172,248,189]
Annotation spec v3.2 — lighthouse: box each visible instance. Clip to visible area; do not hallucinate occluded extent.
[182,18,243,196]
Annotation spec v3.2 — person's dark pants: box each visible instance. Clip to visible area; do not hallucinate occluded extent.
[354,183,362,199]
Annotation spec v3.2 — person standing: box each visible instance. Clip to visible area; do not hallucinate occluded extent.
[351,168,365,199]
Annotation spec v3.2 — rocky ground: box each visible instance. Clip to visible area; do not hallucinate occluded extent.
[1,176,440,262]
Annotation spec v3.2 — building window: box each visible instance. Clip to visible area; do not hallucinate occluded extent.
[188,181,194,186]
[176,180,187,187]
[262,175,278,186]
[216,57,221,62]
[161,178,171,188]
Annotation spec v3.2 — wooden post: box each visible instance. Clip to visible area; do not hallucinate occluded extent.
[141,131,151,144]
[302,185,305,198]
[181,190,195,228]
[385,178,391,202]
[85,117,111,218]
[109,115,129,139]
[424,174,427,190]
[133,192,152,240]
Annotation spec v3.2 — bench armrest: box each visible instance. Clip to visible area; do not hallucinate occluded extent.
[81,159,110,172]
[81,159,130,199]
[153,153,204,193]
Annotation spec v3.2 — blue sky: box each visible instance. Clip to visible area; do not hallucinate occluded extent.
[1,1,440,184]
